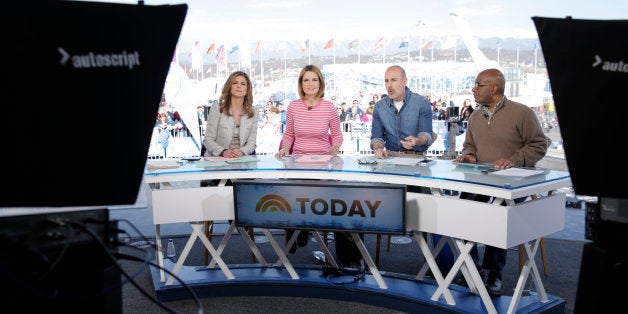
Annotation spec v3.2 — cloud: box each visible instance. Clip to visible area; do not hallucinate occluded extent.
[252,1,307,9]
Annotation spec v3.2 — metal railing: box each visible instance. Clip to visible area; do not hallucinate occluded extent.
[147,121,464,159]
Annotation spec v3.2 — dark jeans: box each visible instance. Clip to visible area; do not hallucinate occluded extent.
[333,232,365,265]
[433,193,527,276]
[333,185,430,266]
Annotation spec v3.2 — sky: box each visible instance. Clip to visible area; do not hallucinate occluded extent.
[101,0,627,47]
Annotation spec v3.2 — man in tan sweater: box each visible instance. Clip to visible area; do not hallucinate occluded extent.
[443,68,551,296]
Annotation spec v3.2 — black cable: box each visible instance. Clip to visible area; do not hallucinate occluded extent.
[39,218,75,281]
[322,265,367,285]
[67,221,203,314]
[326,270,366,285]
[116,252,205,314]
[64,219,203,314]
[114,218,160,249]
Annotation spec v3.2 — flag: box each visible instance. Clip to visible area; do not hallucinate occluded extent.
[301,39,310,52]
[373,37,384,50]
[323,38,334,50]
[421,40,433,49]
[206,43,215,55]
[216,44,226,70]
[191,40,202,71]
[254,40,261,53]
[228,45,239,55]
[399,41,408,49]
[348,38,360,49]
[440,36,457,49]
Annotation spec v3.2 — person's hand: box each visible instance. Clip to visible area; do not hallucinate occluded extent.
[400,136,417,149]
[275,147,289,158]
[454,154,476,163]
[373,147,388,159]
[493,157,514,169]
[222,148,243,158]
[327,146,340,156]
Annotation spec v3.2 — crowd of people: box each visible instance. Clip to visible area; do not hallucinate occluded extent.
[155,64,550,297]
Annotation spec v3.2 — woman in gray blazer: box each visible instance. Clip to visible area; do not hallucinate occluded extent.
[203,71,258,157]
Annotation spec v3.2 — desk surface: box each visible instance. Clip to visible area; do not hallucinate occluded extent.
[144,155,571,200]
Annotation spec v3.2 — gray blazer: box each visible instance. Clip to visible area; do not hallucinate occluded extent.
[203,104,258,156]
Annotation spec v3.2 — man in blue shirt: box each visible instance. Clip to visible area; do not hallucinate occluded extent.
[334,65,436,270]
[370,65,435,157]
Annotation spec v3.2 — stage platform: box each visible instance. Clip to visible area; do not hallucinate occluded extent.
[150,261,565,314]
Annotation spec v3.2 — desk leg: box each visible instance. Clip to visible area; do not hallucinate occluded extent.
[352,233,387,289]
[207,221,234,268]
[262,229,299,279]
[155,224,165,282]
[414,232,455,305]
[311,231,339,268]
[441,239,497,314]
[237,226,268,266]
[508,238,548,314]
[283,229,300,254]
[166,222,234,285]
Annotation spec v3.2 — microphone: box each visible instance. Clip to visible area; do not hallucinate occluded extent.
[307,106,312,110]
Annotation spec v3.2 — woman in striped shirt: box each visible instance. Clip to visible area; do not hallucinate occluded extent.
[275,65,343,157]
[275,64,343,254]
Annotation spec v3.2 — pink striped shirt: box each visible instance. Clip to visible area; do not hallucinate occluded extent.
[281,98,343,154]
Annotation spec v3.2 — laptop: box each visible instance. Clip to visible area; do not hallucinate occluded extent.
[532,16,628,198]
[1,1,187,207]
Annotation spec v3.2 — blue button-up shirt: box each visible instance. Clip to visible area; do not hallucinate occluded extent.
[370,87,434,152]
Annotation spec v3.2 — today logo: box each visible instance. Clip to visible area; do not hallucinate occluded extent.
[255,194,381,218]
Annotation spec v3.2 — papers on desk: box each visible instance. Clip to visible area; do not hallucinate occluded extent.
[195,161,228,167]
[227,155,258,163]
[204,156,236,162]
[453,161,495,170]
[197,155,259,167]
[204,155,259,163]
[382,157,424,166]
[488,167,545,178]
[146,160,180,170]
[293,154,333,164]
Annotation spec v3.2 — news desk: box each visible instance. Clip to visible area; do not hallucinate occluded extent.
[144,155,571,314]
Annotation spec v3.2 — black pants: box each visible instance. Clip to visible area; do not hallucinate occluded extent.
[333,232,365,265]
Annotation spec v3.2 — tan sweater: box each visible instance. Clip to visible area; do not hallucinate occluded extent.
[461,97,551,167]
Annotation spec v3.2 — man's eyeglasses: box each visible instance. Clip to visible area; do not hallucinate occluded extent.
[474,82,490,88]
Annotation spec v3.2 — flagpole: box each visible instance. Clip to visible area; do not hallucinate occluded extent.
[383,42,386,64]
[175,44,179,66]
[223,42,227,78]
[406,37,410,64]
[454,37,457,63]
[516,40,520,68]
[419,37,422,62]
[284,41,287,102]
[358,43,361,64]
[534,44,538,74]
[260,43,264,98]
[200,40,204,81]
[497,40,501,67]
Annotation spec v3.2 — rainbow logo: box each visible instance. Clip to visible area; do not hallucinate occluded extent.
[255,194,292,213]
